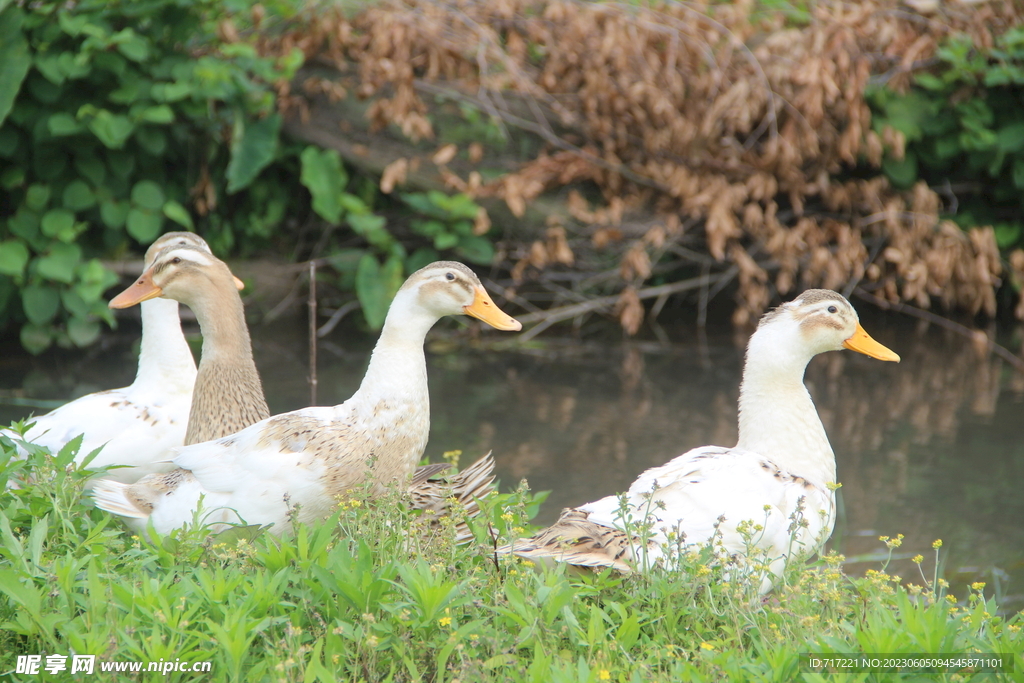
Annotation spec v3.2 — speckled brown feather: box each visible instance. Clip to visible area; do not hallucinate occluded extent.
[187,362,269,445]
[500,508,642,573]
[409,452,496,544]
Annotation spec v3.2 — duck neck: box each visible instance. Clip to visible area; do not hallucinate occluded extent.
[351,293,435,408]
[184,284,268,445]
[735,331,836,486]
[134,298,196,393]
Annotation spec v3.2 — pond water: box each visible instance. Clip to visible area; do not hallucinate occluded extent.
[2,305,1023,611]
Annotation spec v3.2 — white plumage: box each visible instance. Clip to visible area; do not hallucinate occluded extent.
[92,261,521,535]
[1,233,220,483]
[501,289,900,592]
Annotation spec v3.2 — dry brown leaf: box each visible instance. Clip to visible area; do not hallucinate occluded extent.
[620,243,651,281]
[473,207,491,235]
[380,158,408,194]
[592,227,623,249]
[615,287,644,335]
[432,143,458,165]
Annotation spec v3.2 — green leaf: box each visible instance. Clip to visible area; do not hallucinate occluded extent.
[27,75,61,104]
[226,113,281,194]
[0,125,19,157]
[0,166,24,189]
[67,316,100,347]
[996,122,1024,154]
[48,112,83,136]
[100,199,129,229]
[355,254,403,330]
[19,322,51,355]
[34,53,66,86]
[108,69,148,104]
[914,72,945,91]
[40,209,75,240]
[994,223,1021,249]
[106,149,135,180]
[455,235,495,265]
[62,180,96,211]
[162,200,194,230]
[1013,158,1024,190]
[36,242,81,283]
[112,29,149,62]
[86,110,134,149]
[57,12,89,37]
[151,81,192,102]
[74,153,106,187]
[131,180,165,210]
[9,207,40,243]
[32,145,67,180]
[0,7,31,128]
[25,184,51,211]
[0,240,28,277]
[60,287,89,318]
[139,105,174,124]
[347,213,392,249]
[406,247,439,273]
[22,284,60,325]
[135,127,167,155]
[300,146,347,223]
[881,151,918,189]
[126,208,162,242]
[338,193,369,215]
[433,232,458,250]
[75,259,118,303]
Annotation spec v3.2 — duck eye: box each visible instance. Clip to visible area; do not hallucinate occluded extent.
[445,272,455,281]
[172,257,181,265]
[827,305,837,314]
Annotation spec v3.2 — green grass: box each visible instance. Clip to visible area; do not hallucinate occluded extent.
[0,433,1020,682]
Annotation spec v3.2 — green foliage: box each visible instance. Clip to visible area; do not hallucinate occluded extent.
[868,27,1024,251]
[297,147,498,329]
[0,432,1020,681]
[0,0,302,353]
[402,190,496,266]
[0,0,502,350]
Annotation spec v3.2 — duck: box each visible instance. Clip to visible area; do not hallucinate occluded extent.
[499,289,899,592]
[1,232,234,483]
[91,259,521,535]
[109,242,269,446]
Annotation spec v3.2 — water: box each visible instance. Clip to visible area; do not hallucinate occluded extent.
[2,308,1023,609]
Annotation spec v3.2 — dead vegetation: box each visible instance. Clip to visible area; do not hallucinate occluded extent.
[257,0,1024,331]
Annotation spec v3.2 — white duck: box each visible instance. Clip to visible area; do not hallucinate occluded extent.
[500,289,899,591]
[91,260,521,535]
[1,232,232,483]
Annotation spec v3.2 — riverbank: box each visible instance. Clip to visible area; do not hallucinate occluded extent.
[0,442,1020,682]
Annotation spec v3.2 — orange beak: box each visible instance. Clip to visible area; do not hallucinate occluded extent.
[842,323,900,362]
[109,272,163,309]
[463,286,521,331]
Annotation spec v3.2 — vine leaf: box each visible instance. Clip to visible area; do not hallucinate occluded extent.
[355,254,403,330]
[226,113,281,194]
[300,146,347,224]
[0,6,31,128]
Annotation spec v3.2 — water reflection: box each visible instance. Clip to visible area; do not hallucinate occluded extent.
[1,311,1022,609]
